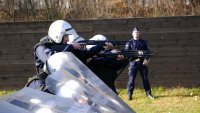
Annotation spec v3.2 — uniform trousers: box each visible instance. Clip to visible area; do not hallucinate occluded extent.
[127,61,152,98]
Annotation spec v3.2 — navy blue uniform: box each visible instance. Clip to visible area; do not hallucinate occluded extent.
[34,36,105,73]
[28,36,105,90]
[125,38,152,99]
[88,51,129,94]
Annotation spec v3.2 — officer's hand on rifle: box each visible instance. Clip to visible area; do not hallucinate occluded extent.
[143,59,149,65]
[104,42,113,49]
[111,49,121,53]
[110,49,125,60]
[72,42,81,50]
[116,54,125,60]
[86,57,93,63]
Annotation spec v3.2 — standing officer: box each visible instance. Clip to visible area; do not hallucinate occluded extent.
[125,27,154,100]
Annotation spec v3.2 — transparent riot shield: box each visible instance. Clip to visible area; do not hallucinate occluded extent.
[0,101,32,113]
[0,87,113,113]
[46,69,119,112]
[46,52,135,113]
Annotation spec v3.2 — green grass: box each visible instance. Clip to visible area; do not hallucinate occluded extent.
[0,87,200,113]
[0,90,16,97]
[118,87,200,113]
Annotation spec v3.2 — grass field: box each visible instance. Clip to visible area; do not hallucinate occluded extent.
[0,87,200,113]
[118,87,200,113]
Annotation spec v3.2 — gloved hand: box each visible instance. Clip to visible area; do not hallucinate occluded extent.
[143,59,149,65]
[116,54,125,60]
[72,42,81,50]
[104,42,113,49]
[111,49,121,53]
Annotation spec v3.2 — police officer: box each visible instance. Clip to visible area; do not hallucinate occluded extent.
[28,20,110,90]
[34,20,111,73]
[34,20,80,74]
[125,27,154,100]
[87,35,129,94]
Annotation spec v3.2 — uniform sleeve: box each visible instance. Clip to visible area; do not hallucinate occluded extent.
[143,40,150,60]
[78,45,105,59]
[63,44,75,52]
[125,41,131,51]
[50,44,74,52]
[110,59,129,71]
[143,40,150,50]
[88,57,116,67]
[35,45,55,63]
[86,45,105,57]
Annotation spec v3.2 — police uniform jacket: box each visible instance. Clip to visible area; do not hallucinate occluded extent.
[34,36,105,73]
[125,38,150,68]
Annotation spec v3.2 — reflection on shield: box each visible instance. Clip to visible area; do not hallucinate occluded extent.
[0,52,135,113]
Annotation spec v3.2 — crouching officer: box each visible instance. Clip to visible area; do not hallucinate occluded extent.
[26,20,81,91]
[26,20,108,91]
[87,35,129,94]
[125,27,154,100]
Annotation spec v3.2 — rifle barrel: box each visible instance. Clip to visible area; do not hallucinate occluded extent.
[78,40,128,45]
[97,50,153,58]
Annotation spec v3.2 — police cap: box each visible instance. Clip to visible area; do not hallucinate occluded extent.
[133,27,140,32]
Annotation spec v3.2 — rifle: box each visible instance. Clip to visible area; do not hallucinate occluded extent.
[97,50,153,58]
[78,40,129,46]
[95,50,153,77]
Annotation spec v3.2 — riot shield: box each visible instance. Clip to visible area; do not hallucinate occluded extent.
[0,87,113,113]
[0,101,32,113]
[46,69,119,112]
[46,52,135,113]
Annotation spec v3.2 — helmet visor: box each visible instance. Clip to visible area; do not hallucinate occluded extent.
[65,28,73,35]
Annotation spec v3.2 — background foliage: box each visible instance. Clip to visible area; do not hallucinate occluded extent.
[0,0,200,22]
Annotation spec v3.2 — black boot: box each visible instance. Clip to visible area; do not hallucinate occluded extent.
[127,92,133,100]
[128,96,133,100]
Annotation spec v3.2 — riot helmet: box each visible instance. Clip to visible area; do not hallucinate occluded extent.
[48,20,74,43]
[90,34,107,41]
[86,34,107,50]
[68,33,85,44]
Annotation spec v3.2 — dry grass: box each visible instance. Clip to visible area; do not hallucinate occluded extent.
[118,87,200,113]
[0,0,200,22]
[0,87,200,113]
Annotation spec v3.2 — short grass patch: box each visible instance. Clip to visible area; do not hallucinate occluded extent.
[118,87,200,113]
[0,90,16,96]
